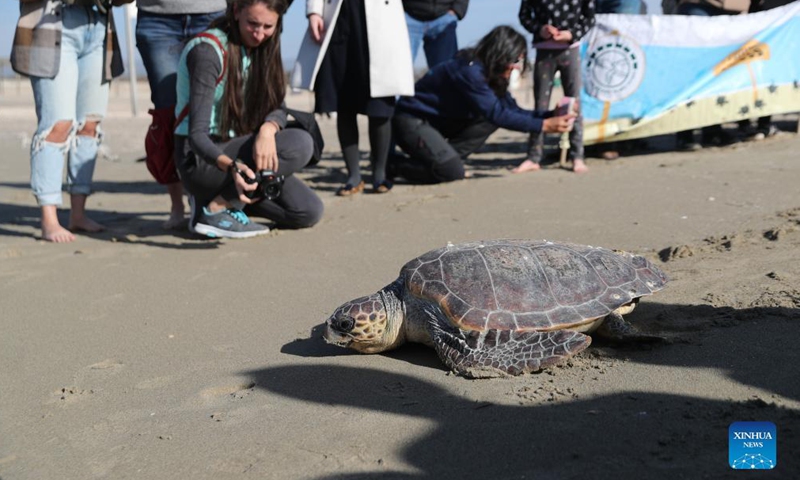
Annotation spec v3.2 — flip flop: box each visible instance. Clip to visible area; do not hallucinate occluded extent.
[336,181,365,197]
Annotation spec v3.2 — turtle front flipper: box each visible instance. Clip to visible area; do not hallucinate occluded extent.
[429,317,591,379]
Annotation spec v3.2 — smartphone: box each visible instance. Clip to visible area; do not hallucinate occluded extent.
[555,96,576,117]
[555,96,576,130]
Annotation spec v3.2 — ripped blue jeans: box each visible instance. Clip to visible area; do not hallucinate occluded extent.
[29,5,109,206]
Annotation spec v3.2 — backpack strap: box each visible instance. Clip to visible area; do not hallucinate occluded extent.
[175,32,228,129]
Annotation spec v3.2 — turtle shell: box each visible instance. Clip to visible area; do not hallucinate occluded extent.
[401,240,668,332]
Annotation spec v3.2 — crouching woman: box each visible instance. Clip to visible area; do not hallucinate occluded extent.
[176,0,323,238]
[390,25,575,184]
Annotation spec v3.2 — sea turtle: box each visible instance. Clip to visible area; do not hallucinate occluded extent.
[323,239,668,378]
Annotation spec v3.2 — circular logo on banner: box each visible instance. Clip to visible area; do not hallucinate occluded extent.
[584,34,646,102]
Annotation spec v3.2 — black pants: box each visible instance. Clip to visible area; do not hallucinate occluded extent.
[391,114,497,184]
[177,129,323,229]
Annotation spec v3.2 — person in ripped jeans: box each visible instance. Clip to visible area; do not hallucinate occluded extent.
[135,0,226,229]
[11,0,132,243]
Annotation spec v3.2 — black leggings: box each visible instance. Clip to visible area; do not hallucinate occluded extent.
[391,114,497,184]
[177,129,323,229]
[337,111,392,187]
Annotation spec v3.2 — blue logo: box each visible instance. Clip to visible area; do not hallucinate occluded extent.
[729,421,776,470]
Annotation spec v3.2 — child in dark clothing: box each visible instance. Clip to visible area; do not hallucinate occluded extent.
[514,0,595,174]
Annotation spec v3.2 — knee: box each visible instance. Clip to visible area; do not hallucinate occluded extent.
[294,197,324,229]
[296,132,314,165]
[77,119,101,138]
[432,155,465,183]
[279,129,314,164]
[43,120,74,143]
[284,194,324,229]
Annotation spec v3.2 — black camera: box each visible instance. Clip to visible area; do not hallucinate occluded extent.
[244,170,285,201]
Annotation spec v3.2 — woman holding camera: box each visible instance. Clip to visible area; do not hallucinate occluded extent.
[175,0,323,238]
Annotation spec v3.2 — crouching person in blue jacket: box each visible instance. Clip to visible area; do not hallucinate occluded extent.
[390,25,575,184]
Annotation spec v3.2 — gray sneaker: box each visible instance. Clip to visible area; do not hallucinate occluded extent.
[193,207,269,239]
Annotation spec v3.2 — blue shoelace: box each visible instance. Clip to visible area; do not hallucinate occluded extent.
[227,209,251,225]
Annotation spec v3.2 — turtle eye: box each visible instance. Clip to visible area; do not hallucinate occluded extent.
[335,316,355,333]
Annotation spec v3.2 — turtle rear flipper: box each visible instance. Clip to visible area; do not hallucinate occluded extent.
[595,311,666,343]
[430,318,591,379]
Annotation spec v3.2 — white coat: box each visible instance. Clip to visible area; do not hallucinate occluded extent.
[290,0,415,98]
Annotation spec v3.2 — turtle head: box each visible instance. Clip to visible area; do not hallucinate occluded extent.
[324,283,405,354]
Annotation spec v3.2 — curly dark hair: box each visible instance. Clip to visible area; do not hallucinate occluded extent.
[461,26,528,96]
[210,0,288,139]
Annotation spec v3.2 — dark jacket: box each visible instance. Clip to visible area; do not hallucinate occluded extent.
[519,0,596,44]
[396,56,551,133]
[402,0,469,20]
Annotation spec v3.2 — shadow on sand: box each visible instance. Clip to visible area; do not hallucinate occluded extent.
[265,302,799,478]
[0,201,221,250]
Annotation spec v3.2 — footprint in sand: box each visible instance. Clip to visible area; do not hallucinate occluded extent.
[86,359,124,372]
[46,359,124,405]
[199,382,257,400]
[1,248,23,258]
[211,344,236,353]
[78,359,124,381]
[135,375,175,390]
[49,386,94,405]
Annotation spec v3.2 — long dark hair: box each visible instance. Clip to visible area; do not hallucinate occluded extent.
[210,0,287,139]
[461,26,528,96]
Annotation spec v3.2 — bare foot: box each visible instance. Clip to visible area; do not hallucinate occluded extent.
[163,210,187,230]
[42,223,76,243]
[68,215,105,233]
[68,194,104,233]
[40,205,75,242]
[572,158,588,174]
[512,160,541,174]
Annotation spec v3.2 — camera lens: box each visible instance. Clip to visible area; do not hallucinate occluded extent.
[244,170,284,201]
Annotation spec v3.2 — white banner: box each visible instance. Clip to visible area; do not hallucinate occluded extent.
[581,2,800,144]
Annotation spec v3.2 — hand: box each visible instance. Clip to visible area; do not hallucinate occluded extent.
[543,113,577,133]
[254,122,279,172]
[540,25,558,40]
[553,30,574,42]
[231,161,258,205]
[309,14,325,44]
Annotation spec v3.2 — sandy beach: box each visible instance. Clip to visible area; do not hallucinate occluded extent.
[0,79,798,479]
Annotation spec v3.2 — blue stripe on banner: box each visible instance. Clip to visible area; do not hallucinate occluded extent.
[580,7,800,143]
